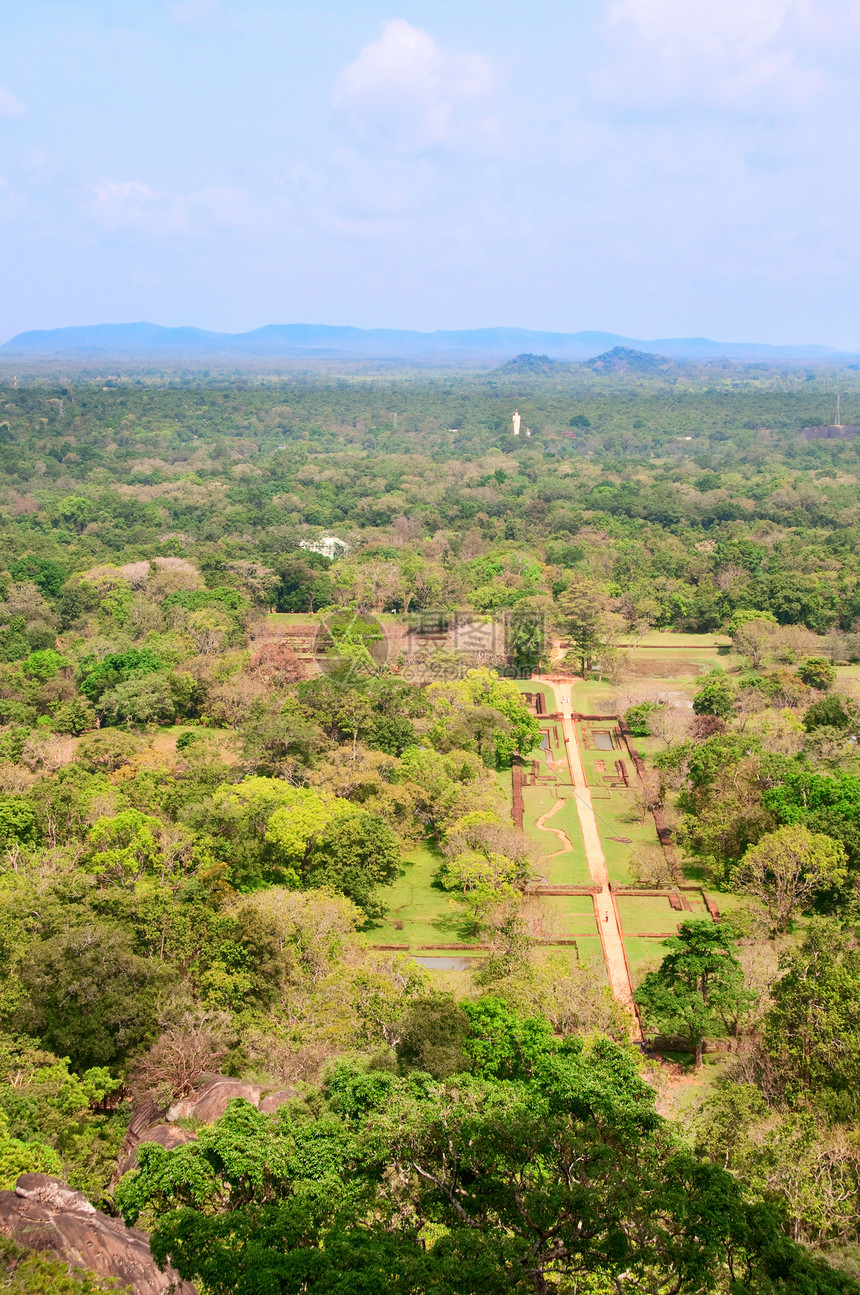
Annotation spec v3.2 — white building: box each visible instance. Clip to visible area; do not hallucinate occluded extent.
[299,536,349,561]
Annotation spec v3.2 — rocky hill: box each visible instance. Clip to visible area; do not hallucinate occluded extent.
[583,346,675,374]
[493,352,575,375]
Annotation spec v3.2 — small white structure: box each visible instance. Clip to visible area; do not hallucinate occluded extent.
[512,410,521,436]
[300,536,349,561]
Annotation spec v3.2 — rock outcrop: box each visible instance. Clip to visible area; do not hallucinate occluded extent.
[259,1088,296,1114]
[584,346,674,375]
[166,1076,261,1124]
[116,1123,198,1179]
[117,1075,297,1179]
[0,1174,197,1295]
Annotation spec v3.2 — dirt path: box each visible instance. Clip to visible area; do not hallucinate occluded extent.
[542,677,640,1032]
[534,797,577,857]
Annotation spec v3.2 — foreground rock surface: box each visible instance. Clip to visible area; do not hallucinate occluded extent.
[0,1174,197,1295]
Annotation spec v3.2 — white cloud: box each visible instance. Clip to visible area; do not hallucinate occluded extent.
[0,85,25,118]
[84,179,254,237]
[85,180,187,235]
[168,0,221,26]
[602,0,824,104]
[0,175,28,223]
[332,19,497,154]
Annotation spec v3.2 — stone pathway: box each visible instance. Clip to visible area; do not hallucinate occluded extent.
[543,678,640,1033]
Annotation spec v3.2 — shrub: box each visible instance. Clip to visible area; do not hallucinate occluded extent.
[797,655,837,690]
[624,701,663,736]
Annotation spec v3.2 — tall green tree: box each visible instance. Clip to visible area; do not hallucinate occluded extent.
[116,1037,857,1295]
[305,810,401,918]
[731,825,848,933]
[558,577,608,677]
[763,918,860,1116]
[636,920,754,1067]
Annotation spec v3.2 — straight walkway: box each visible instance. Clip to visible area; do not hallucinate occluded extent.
[543,678,639,1030]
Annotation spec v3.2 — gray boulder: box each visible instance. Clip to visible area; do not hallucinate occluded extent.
[166,1075,261,1124]
[258,1087,296,1114]
[0,1174,197,1294]
[116,1123,198,1178]
[116,1075,297,1186]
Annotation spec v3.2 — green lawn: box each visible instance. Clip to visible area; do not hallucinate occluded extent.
[521,787,592,885]
[367,845,477,948]
[535,894,598,938]
[515,727,592,885]
[625,631,731,648]
[540,798,594,885]
[568,677,617,714]
[616,895,683,936]
[624,936,669,981]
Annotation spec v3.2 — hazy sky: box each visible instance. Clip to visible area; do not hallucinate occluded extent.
[3,0,860,345]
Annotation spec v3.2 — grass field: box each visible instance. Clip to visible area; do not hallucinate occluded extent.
[623,631,731,648]
[366,845,475,949]
[616,895,684,936]
[534,894,599,938]
[266,612,318,625]
[623,935,670,981]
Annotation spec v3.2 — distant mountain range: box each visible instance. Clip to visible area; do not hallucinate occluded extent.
[0,322,853,363]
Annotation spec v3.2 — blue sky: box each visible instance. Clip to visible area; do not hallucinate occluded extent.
[3,0,860,346]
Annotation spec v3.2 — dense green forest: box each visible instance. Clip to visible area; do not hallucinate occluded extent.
[4,368,860,631]
[2,366,860,1294]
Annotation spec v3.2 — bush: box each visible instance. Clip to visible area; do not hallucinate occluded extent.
[803,694,860,733]
[98,674,176,727]
[624,701,663,737]
[692,679,735,719]
[395,995,472,1077]
[76,729,142,772]
[15,924,163,1070]
[797,655,837,690]
[52,696,98,736]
